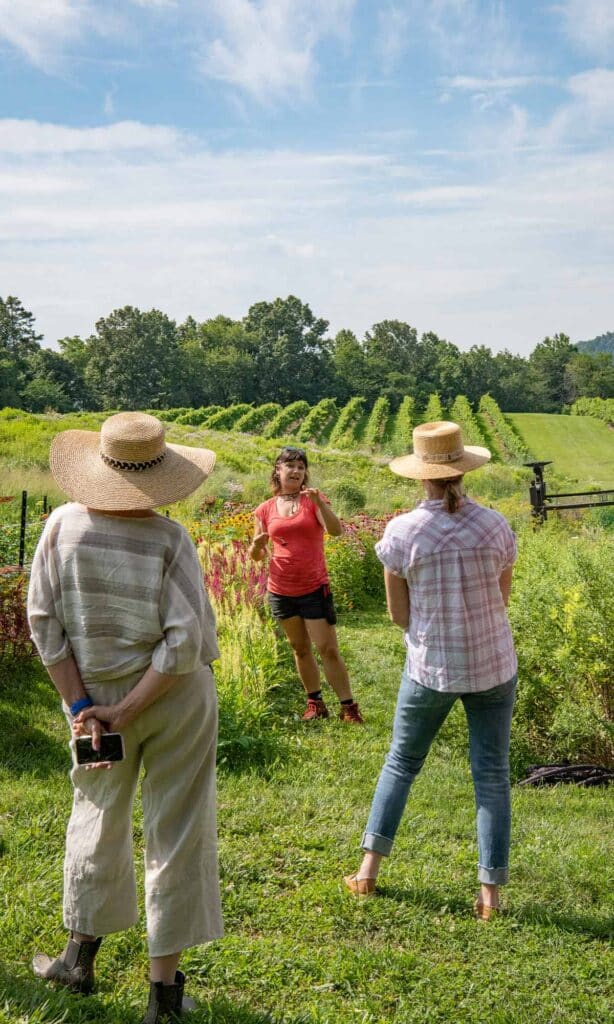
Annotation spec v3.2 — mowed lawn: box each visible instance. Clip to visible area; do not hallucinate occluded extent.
[1,609,612,1024]
[509,414,614,486]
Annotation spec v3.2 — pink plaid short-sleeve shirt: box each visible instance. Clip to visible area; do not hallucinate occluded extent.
[375,498,517,693]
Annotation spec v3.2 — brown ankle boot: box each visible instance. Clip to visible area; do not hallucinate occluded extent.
[32,934,102,993]
[302,698,329,721]
[142,970,192,1022]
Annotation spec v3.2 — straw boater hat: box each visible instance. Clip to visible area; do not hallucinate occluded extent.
[389,420,490,480]
[50,412,216,510]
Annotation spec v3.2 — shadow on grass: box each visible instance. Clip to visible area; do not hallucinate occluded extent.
[377,885,613,940]
[0,965,301,1024]
[513,904,614,941]
[0,658,68,778]
[0,964,114,1024]
[377,883,470,917]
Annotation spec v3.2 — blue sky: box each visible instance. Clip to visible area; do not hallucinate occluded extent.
[1,1,613,355]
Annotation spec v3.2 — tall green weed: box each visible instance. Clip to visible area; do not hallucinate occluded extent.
[509,524,613,770]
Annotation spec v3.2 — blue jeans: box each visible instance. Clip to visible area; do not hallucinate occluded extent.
[362,672,517,884]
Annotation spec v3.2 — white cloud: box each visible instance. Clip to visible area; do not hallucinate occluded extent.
[0,0,88,66]
[130,1,177,7]
[0,119,184,154]
[377,4,411,71]
[560,0,614,58]
[445,75,555,91]
[394,185,495,205]
[2,118,613,356]
[103,87,117,117]
[201,0,355,103]
[544,68,614,144]
[567,67,614,118]
[409,0,519,74]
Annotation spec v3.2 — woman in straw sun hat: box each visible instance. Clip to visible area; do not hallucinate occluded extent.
[27,412,222,1023]
[344,421,518,920]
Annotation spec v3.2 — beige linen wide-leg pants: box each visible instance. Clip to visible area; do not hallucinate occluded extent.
[62,665,223,957]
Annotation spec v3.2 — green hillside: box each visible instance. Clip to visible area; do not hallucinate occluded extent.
[575,331,614,360]
[508,413,614,487]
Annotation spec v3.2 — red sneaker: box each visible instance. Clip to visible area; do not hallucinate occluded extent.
[339,701,364,724]
[302,698,329,721]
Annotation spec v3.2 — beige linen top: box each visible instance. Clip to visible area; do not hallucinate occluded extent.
[27,503,219,683]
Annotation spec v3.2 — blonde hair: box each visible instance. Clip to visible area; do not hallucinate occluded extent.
[441,476,465,513]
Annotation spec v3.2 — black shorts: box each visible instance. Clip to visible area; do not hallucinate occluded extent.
[267,584,337,625]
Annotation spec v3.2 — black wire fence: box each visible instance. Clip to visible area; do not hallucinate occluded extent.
[0,491,53,569]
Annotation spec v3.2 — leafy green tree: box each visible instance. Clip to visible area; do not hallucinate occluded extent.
[331,329,366,402]
[457,345,500,406]
[565,353,614,402]
[85,306,186,410]
[244,296,332,404]
[0,295,43,406]
[24,342,93,411]
[362,320,419,406]
[178,315,257,406]
[413,331,461,408]
[529,333,578,411]
[20,374,72,413]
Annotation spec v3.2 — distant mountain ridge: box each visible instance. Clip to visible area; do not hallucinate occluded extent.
[575,332,614,358]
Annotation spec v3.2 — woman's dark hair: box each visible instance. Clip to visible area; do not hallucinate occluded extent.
[441,476,465,513]
[270,446,309,494]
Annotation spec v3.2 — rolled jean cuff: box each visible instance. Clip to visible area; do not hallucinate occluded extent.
[478,864,509,885]
[361,831,393,856]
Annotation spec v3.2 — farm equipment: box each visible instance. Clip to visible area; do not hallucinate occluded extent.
[525,461,614,524]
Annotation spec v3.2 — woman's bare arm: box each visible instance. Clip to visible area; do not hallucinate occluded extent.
[77,665,181,733]
[384,568,410,629]
[307,489,344,537]
[249,516,269,561]
[499,565,513,606]
[45,655,89,708]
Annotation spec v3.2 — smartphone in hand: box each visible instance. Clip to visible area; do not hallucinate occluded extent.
[73,733,125,766]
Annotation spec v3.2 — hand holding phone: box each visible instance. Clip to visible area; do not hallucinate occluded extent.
[72,732,125,767]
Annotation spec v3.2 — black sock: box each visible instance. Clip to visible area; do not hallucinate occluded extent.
[340,697,354,705]
[307,690,322,701]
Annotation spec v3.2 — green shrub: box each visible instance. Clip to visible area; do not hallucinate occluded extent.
[570,396,614,425]
[205,404,253,430]
[390,395,415,455]
[325,534,365,611]
[479,394,530,462]
[328,481,366,515]
[328,397,365,447]
[422,393,444,422]
[263,401,310,439]
[363,396,390,449]
[176,406,223,426]
[234,403,281,434]
[508,524,614,771]
[296,398,338,443]
[450,395,488,447]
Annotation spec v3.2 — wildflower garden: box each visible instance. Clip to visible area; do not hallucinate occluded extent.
[0,398,612,1024]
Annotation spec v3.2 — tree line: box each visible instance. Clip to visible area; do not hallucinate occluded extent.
[2,294,613,415]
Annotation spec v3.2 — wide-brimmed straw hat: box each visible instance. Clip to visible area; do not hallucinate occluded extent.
[50,412,216,510]
[389,420,490,480]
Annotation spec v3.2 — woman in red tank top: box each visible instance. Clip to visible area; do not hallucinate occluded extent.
[250,446,363,723]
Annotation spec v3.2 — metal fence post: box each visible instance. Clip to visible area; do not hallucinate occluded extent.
[18,490,27,568]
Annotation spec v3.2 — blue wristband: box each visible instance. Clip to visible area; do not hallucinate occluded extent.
[70,696,94,717]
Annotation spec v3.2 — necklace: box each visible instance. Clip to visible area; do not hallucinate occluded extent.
[278,492,301,515]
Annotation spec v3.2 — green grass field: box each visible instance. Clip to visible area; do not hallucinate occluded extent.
[1,611,612,1024]
[508,414,614,487]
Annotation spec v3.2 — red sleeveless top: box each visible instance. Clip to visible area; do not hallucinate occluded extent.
[254,493,330,596]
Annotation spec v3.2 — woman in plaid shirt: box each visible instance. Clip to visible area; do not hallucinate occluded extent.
[344,421,517,920]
